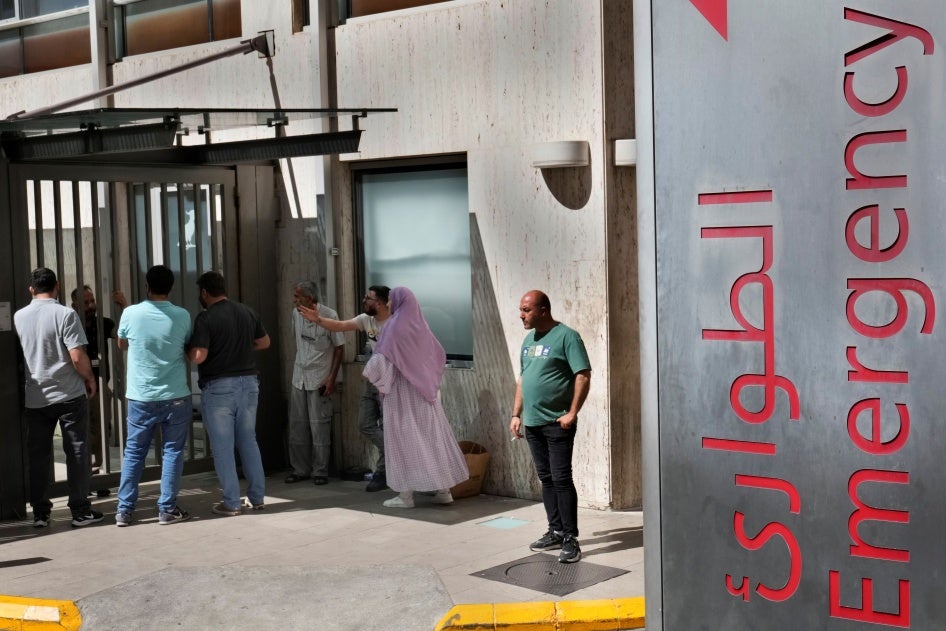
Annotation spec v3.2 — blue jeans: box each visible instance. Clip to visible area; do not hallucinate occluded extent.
[525,422,579,538]
[25,396,91,517]
[201,376,265,509]
[117,397,191,514]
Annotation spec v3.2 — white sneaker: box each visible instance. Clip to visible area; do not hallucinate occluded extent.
[431,490,454,505]
[383,493,414,508]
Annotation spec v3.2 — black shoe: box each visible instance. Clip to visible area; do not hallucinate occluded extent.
[529,529,564,551]
[33,514,50,528]
[95,489,111,498]
[558,535,581,563]
[158,506,191,525]
[284,473,310,484]
[313,476,329,486]
[71,510,104,528]
[365,473,387,492]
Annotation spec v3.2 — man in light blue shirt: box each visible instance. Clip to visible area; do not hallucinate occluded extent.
[114,265,193,527]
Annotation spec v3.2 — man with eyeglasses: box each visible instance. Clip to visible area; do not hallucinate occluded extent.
[284,281,344,486]
[298,285,391,492]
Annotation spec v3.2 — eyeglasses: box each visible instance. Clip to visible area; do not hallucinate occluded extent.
[363,295,376,302]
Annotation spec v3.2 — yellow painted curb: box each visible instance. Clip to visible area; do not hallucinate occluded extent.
[0,596,81,631]
[435,597,645,630]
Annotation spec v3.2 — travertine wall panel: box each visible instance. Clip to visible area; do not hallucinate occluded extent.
[602,1,641,508]
[335,0,615,506]
[0,66,94,117]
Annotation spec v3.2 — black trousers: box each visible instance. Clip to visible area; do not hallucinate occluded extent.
[26,396,91,516]
[525,422,579,537]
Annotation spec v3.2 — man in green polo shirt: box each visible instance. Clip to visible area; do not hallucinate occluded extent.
[509,290,591,563]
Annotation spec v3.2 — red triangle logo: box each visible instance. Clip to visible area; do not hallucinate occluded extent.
[690,0,728,41]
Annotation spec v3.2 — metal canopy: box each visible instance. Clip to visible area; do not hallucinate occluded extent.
[0,107,396,165]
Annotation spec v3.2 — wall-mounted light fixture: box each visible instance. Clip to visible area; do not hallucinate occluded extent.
[531,140,590,168]
[614,138,637,166]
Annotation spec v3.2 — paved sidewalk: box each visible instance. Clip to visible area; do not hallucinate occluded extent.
[0,471,645,630]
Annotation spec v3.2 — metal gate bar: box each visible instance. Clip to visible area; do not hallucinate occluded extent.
[9,164,239,507]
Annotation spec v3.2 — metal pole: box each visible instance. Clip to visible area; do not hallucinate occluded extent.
[634,0,662,628]
[6,33,274,121]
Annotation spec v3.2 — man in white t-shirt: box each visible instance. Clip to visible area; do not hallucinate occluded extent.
[285,281,345,485]
[298,285,390,491]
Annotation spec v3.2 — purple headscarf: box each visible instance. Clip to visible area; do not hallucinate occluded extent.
[374,287,446,403]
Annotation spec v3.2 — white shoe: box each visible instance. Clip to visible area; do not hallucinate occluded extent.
[383,493,414,508]
[431,490,454,505]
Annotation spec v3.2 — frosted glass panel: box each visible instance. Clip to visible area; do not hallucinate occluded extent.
[361,168,472,358]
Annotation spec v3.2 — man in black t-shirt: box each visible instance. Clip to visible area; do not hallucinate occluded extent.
[71,285,127,482]
[188,271,271,516]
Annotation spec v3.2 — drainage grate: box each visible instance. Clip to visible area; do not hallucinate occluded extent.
[472,553,628,597]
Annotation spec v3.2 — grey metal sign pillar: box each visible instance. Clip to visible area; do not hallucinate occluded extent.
[638,1,945,628]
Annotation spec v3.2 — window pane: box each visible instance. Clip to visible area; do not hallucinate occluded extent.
[291,0,307,33]
[211,0,241,40]
[360,167,472,359]
[124,0,209,56]
[22,13,90,73]
[0,29,21,78]
[19,0,84,18]
[0,0,15,20]
[349,0,451,19]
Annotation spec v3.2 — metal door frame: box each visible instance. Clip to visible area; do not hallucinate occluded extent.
[7,162,238,501]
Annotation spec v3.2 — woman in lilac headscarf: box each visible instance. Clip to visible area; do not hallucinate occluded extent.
[362,287,468,508]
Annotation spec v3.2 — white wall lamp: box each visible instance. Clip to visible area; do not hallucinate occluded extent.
[531,140,590,168]
[614,138,637,166]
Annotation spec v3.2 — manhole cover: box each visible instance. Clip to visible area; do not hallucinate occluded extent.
[472,553,628,597]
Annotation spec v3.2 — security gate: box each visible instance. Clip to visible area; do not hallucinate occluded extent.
[8,163,238,501]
